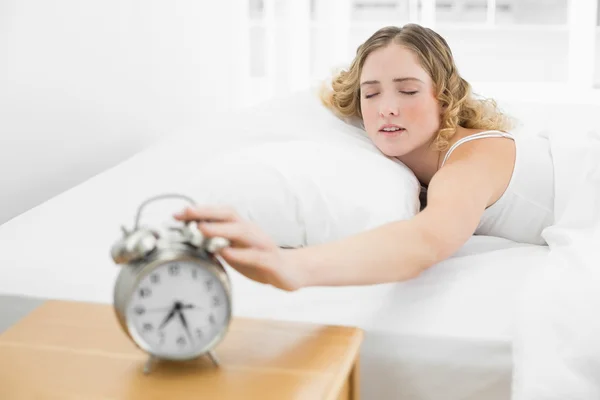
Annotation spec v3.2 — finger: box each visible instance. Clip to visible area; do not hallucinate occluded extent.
[173,205,240,223]
[199,222,257,248]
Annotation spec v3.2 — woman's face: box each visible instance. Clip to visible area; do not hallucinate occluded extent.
[359,43,441,158]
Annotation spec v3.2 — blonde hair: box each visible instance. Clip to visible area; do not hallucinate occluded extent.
[320,24,513,151]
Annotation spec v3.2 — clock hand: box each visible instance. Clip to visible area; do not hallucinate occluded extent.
[181,303,203,310]
[158,306,178,330]
[178,309,194,345]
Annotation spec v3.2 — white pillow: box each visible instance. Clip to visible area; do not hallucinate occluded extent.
[186,139,421,248]
[122,89,420,247]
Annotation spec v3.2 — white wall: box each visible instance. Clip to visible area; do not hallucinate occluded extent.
[0,0,247,225]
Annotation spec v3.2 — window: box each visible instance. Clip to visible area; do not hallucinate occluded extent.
[243,0,599,107]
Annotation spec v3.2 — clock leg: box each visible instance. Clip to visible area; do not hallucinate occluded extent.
[207,350,220,367]
[143,355,156,375]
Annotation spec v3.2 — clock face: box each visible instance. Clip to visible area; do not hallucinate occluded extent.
[125,260,230,359]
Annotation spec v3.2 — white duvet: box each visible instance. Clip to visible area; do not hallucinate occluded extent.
[512,129,600,399]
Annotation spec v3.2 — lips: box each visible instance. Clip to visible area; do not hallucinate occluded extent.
[378,124,405,135]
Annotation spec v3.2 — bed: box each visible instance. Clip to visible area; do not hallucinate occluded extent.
[0,88,576,399]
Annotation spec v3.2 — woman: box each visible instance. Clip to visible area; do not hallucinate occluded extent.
[174,24,554,291]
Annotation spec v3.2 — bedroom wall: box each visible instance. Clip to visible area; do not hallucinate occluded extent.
[0,0,248,226]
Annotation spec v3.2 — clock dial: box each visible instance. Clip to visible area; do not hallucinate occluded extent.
[126,260,230,358]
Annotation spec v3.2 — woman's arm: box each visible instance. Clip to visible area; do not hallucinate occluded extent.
[287,139,510,288]
[174,138,513,291]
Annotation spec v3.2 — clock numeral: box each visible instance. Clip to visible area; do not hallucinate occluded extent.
[150,273,160,284]
[134,305,146,315]
[208,313,216,325]
[176,336,187,347]
[139,287,152,298]
[212,295,220,307]
[158,331,165,345]
[205,279,214,291]
[142,322,153,332]
[195,328,203,338]
[169,264,180,276]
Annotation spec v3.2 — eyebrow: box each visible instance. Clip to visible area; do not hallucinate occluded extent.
[360,77,424,87]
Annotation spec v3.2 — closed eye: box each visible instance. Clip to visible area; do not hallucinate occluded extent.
[365,91,417,99]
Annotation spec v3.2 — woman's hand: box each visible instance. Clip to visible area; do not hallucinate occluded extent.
[173,205,304,291]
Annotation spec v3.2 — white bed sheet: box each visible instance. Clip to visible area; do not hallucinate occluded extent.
[0,92,551,399]
[228,237,548,400]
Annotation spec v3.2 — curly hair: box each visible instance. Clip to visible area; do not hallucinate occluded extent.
[320,24,513,151]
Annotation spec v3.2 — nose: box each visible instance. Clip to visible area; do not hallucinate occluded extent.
[378,97,400,117]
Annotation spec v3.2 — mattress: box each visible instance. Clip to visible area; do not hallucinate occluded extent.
[0,93,550,399]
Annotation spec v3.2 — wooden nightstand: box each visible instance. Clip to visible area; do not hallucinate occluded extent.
[0,300,363,399]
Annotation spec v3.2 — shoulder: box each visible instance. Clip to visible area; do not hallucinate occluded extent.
[441,128,514,166]
[435,128,516,205]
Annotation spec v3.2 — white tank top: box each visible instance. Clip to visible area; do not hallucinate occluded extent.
[437,130,555,245]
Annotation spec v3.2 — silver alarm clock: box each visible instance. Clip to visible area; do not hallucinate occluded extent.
[110,194,232,374]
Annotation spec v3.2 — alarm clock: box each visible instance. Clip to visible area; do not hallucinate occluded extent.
[110,193,232,374]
